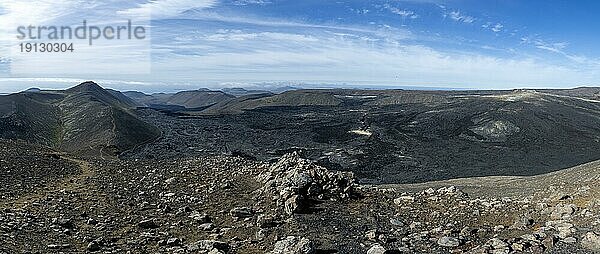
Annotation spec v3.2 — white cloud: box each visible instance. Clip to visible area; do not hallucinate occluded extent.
[522,37,569,54]
[147,30,600,89]
[491,23,503,32]
[119,0,218,19]
[232,0,270,6]
[449,11,475,23]
[201,30,319,42]
[384,5,419,19]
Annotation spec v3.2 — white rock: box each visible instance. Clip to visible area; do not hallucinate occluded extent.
[367,244,387,254]
[437,236,460,247]
[582,232,600,251]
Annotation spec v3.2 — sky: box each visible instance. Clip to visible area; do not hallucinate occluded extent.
[1,0,600,93]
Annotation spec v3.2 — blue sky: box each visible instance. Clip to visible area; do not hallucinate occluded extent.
[1,0,600,92]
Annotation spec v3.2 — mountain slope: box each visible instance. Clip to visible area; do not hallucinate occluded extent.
[0,82,160,155]
[123,89,236,109]
[201,90,343,114]
[165,90,235,109]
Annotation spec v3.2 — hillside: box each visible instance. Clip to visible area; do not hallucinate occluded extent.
[221,88,273,97]
[166,90,235,109]
[0,82,160,156]
[201,90,343,114]
[124,89,236,110]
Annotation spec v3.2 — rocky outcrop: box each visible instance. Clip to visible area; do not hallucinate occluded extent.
[256,152,355,215]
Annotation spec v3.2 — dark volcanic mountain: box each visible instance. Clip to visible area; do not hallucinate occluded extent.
[166,90,235,109]
[124,89,236,110]
[201,90,343,114]
[0,82,160,156]
[221,88,273,97]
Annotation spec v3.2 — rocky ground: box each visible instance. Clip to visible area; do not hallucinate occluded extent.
[1,138,600,253]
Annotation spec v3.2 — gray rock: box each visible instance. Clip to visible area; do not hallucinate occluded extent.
[437,236,460,247]
[562,237,577,244]
[511,216,534,230]
[257,214,277,228]
[190,211,211,223]
[187,240,229,253]
[53,218,74,229]
[365,229,378,241]
[138,219,159,229]
[167,238,181,246]
[542,236,556,250]
[284,195,302,215]
[582,232,600,251]
[230,207,253,218]
[271,236,315,254]
[545,220,575,238]
[367,244,386,254]
[199,223,214,231]
[389,218,404,226]
[487,238,509,250]
[87,241,101,252]
[548,204,577,220]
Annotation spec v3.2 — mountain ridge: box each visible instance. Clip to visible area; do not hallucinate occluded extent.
[0,82,160,156]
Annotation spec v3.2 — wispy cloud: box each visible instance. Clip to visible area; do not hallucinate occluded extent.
[119,0,219,19]
[521,37,568,54]
[384,5,419,19]
[147,26,600,89]
[448,11,475,24]
[491,23,503,32]
[232,0,270,6]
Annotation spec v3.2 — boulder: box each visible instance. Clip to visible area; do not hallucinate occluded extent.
[367,244,387,254]
[271,236,315,254]
[437,236,461,247]
[187,240,230,253]
[230,207,253,218]
[582,232,600,251]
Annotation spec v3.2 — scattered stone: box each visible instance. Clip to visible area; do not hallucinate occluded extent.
[546,220,575,238]
[271,236,315,254]
[138,219,159,229]
[230,207,253,218]
[365,229,378,241]
[167,238,182,246]
[87,242,101,252]
[190,211,211,223]
[487,238,509,252]
[394,195,414,204]
[562,237,577,244]
[581,232,600,251]
[199,223,214,231]
[284,195,302,215]
[53,218,74,229]
[511,216,534,230]
[367,244,386,254]
[542,236,556,250]
[389,218,404,226]
[548,204,577,220]
[187,240,230,253]
[257,214,277,228]
[437,236,460,247]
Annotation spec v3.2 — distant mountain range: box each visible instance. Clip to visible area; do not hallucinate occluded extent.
[0,81,160,156]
